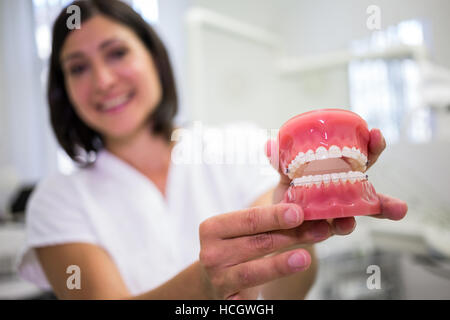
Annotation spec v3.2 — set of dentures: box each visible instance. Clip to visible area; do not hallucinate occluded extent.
[278,109,381,220]
[286,146,368,179]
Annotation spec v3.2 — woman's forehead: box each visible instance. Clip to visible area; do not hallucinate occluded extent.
[61,15,137,59]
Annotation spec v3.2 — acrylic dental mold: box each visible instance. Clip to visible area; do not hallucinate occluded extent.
[278,109,381,220]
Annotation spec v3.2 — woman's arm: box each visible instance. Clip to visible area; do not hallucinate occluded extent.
[36,243,131,299]
[37,243,212,299]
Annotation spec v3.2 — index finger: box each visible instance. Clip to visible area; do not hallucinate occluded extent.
[203,203,304,239]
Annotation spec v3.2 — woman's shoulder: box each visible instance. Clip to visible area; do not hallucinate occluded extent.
[27,166,95,218]
[33,167,85,195]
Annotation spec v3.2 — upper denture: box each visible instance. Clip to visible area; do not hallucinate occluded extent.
[278,109,370,179]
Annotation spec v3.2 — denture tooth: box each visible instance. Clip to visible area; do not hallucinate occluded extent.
[323,174,331,185]
[361,153,368,166]
[342,146,352,158]
[348,171,358,183]
[355,149,365,166]
[305,149,316,162]
[313,175,322,187]
[296,152,305,165]
[356,172,365,180]
[328,145,342,158]
[331,173,340,184]
[315,146,328,160]
[305,175,313,187]
[339,172,348,182]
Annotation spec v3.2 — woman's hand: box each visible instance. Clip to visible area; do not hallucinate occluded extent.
[198,203,331,299]
[198,128,408,300]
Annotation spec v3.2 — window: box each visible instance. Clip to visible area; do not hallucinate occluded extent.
[348,20,432,144]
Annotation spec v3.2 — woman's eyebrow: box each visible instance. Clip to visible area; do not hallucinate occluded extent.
[61,51,84,63]
[61,38,124,63]
[99,37,123,50]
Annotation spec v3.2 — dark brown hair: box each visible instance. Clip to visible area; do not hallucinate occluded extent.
[48,0,178,165]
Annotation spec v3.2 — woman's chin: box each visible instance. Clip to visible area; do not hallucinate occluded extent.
[102,123,150,144]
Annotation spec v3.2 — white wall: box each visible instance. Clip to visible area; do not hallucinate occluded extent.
[184,0,450,129]
[281,0,450,68]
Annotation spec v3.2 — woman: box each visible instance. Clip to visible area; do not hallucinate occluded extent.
[17,0,407,300]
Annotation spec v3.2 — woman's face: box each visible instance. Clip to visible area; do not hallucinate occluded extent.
[61,15,162,142]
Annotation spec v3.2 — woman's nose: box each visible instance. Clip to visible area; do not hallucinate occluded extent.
[92,63,116,93]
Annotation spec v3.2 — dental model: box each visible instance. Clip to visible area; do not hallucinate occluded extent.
[278,109,381,220]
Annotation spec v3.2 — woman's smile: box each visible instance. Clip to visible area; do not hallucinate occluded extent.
[97,90,136,114]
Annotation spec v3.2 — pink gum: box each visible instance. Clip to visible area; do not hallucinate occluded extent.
[284,180,380,220]
[278,109,370,172]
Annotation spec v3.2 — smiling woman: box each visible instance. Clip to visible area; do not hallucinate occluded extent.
[48,0,177,165]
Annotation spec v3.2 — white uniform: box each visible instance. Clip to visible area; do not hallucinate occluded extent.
[16,122,279,296]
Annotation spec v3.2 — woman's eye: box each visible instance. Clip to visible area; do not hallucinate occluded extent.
[69,64,87,76]
[108,48,128,59]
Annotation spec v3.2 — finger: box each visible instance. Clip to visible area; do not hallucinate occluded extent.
[371,193,408,220]
[330,217,356,236]
[367,128,386,170]
[205,203,304,239]
[219,220,331,264]
[223,248,311,298]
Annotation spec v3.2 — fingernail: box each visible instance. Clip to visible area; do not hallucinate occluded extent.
[288,252,306,269]
[284,207,300,226]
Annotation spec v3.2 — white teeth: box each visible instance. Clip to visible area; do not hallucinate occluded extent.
[305,149,316,162]
[101,94,130,110]
[287,145,368,179]
[315,146,328,160]
[348,171,361,183]
[328,145,342,158]
[331,173,340,183]
[342,146,353,158]
[291,171,367,187]
[313,174,322,187]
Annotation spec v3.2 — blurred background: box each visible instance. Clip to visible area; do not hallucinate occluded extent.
[0,0,449,299]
